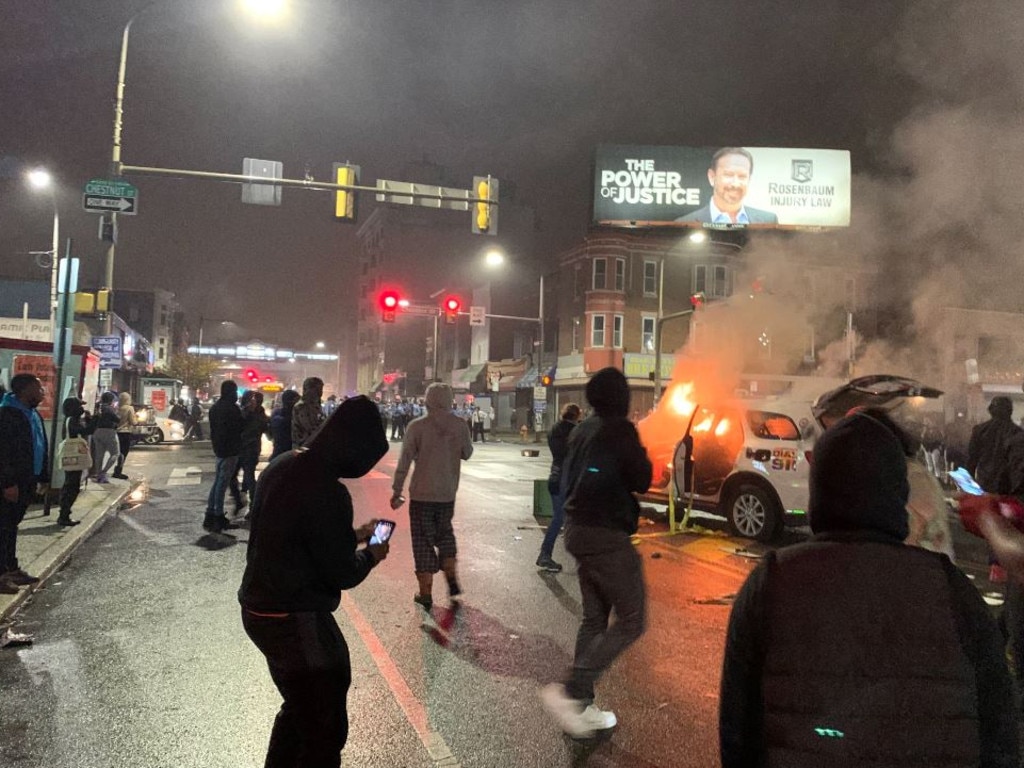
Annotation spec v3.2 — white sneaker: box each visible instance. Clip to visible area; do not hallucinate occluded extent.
[540,683,616,738]
[581,704,617,731]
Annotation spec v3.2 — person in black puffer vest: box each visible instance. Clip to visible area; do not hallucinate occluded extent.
[720,410,1019,768]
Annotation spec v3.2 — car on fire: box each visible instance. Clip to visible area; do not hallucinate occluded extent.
[644,396,820,542]
[641,375,943,543]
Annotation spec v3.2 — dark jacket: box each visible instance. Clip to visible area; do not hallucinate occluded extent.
[0,393,49,488]
[562,368,651,535]
[968,413,1022,494]
[238,396,388,613]
[62,399,96,441]
[93,404,119,430]
[209,396,244,458]
[720,412,1018,768]
[239,407,269,454]
[546,416,577,494]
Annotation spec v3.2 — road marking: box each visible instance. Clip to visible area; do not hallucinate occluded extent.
[167,466,202,486]
[340,593,461,767]
[118,514,179,546]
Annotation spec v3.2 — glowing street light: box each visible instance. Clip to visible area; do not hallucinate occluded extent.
[242,0,289,20]
[27,168,53,190]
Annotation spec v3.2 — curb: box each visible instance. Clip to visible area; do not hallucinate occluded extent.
[0,483,135,626]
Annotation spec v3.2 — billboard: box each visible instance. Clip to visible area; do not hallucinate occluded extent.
[593,145,851,229]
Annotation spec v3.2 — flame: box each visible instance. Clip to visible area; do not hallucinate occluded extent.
[667,381,696,417]
[715,418,730,437]
[692,415,713,433]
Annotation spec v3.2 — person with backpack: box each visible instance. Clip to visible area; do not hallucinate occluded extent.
[57,397,95,527]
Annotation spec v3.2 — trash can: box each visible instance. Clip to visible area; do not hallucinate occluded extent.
[533,479,553,519]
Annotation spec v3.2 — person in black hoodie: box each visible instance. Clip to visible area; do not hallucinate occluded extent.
[968,395,1021,494]
[720,411,1019,768]
[269,389,300,461]
[540,367,652,739]
[204,380,245,533]
[239,395,389,767]
[57,397,95,527]
[536,402,582,572]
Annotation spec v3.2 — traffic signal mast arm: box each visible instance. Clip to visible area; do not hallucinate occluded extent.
[117,163,497,215]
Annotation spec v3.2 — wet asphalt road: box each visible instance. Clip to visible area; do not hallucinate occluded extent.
[0,439,750,768]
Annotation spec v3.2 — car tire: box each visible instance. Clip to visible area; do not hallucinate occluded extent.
[144,428,163,445]
[724,484,782,543]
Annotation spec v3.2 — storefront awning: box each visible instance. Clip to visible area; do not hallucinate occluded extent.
[452,363,486,390]
[516,366,539,388]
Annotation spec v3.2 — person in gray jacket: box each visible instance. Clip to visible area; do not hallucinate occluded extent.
[390,382,473,610]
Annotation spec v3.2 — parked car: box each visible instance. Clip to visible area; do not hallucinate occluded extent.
[132,404,187,445]
[643,375,943,542]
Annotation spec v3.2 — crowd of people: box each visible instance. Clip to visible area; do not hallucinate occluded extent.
[12,365,1024,765]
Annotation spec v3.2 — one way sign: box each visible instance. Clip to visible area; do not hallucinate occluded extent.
[82,178,138,216]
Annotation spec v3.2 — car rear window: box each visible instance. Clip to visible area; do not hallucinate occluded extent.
[747,410,800,440]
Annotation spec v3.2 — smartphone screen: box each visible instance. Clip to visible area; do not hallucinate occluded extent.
[369,519,396,545]
[949,468,984,496]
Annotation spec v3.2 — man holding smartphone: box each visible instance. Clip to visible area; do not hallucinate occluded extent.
[239,396,390,767]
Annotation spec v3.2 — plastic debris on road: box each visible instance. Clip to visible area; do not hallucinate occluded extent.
[0,627,35,648]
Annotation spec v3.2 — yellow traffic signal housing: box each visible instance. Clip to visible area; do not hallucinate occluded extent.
[96,289,111,312]
[471,175,499,235]
[74,293,95,314]
[333,163,360,221]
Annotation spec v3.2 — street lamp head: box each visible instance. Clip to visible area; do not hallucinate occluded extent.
[242,0,288,20]
[26,168,53,190]
[688,230,707,244]
[315,341,326,349]
[484,250,506,268]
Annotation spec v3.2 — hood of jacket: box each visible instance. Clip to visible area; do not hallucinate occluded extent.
[585,367,630,419]
[62,397,85,418]
[304,395,388,478]
[425,382,452,412]
[118,392,132,406]
[809,411,909,540]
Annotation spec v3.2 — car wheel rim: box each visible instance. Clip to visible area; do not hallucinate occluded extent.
[734,495,766,537]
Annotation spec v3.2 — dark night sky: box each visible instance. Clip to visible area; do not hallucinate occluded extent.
[2,0,1019,355]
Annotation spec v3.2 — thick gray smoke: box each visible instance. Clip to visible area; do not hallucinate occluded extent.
[679,0,1024,396]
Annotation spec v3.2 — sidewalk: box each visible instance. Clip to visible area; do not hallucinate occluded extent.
[0,478,135,626]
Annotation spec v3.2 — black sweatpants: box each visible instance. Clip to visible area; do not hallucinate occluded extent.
[242,609,352,768]
[0,481,35,573]
[564,524,647,702]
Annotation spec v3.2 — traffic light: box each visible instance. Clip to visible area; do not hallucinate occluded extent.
[333,163,360,221]
[379,290,400,323]
[690,292,706,310]
[245,368,259,383]
[471,175,499,235]
[443,295,461,324]
[540,368,555,387]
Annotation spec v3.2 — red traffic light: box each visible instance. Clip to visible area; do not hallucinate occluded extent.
[379,290,401,323]
[443,295,461,324]
[245,368,259,381]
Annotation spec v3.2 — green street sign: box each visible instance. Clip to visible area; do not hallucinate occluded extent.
[83,178,138,215]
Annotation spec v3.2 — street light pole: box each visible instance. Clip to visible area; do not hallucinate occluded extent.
[104,16,137,335]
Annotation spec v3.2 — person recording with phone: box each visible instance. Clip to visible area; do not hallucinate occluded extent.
[239,396,390,767]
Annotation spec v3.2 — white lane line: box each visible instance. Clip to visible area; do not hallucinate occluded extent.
[339,593,461,767]
[167,466,203,486]
[118,514,179,546]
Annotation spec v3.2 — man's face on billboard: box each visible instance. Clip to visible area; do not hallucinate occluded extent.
[708,153,751,213]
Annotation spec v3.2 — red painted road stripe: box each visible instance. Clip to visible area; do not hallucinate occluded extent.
[340,593,460,766]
